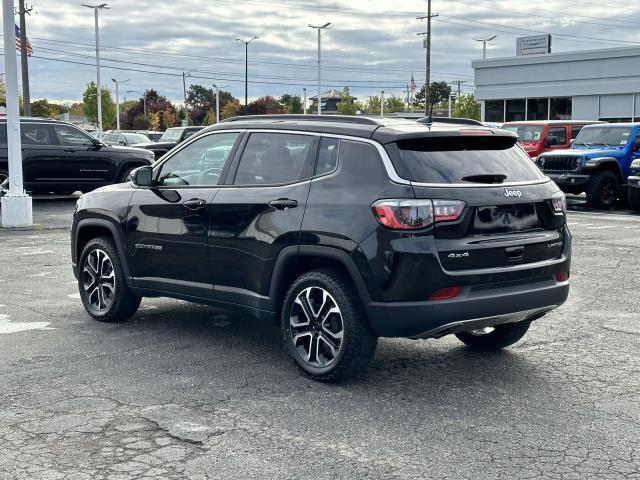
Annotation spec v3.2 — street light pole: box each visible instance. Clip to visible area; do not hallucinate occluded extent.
[236,36,258,106]
[303,87,307,115]
[309,23,331,116]
[112,78,128,131]
[1,0,32,227]
[474,35,497,59]
[83,3,110,137]
[182,71,191,125]
[212,84,229,124]
[127,90,147,119]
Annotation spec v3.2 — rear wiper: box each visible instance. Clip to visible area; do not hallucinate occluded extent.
[461,173,507,184]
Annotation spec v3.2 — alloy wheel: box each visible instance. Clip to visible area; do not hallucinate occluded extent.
[600,178,616,203]
[0,173,8,195]
[82,249,116,312]
[289,286,344,368]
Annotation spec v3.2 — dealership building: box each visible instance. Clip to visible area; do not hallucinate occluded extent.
[472,44,640,124]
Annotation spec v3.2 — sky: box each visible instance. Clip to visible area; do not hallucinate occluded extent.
[2,0,640,105]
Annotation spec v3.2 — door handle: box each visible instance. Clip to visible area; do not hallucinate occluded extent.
[269,198,298,210]
[183,198,207,211]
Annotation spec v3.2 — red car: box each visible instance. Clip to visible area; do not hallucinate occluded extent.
[501,120,602,158]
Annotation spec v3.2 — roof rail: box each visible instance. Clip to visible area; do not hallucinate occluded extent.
[221,114,381,125]
[416,117,484,126]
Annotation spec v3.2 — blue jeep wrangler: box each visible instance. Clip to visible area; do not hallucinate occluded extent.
[536,123,640,209]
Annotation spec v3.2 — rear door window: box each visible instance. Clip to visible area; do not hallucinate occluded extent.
[385,136,545,184]
[21,123,54,145]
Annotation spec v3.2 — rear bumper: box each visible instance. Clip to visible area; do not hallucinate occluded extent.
[546,173,591,187]
[364,279,569,338]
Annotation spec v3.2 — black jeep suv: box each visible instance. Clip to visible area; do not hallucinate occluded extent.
[0,118,154,195]
[71,115,571,382]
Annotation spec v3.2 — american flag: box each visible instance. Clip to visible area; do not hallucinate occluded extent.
[409,74,417,93]
[15,24,33,57]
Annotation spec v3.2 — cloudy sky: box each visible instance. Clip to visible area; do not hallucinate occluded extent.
[3,0,640,104]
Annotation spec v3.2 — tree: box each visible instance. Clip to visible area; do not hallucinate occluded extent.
[132,114,149,130]
[279,93,304,114]
[384,95,406,113]
[31,99,68,118]
[237,96,286,116]
[83,82,117,129]
[221,99,241,120]
[185,85,234,125]
[453,94,481,121]
[162,110,177,129]
[414,81,452,118]
[68,102,85,117]
[122,89,176,130]
[0,78,6,106]
[336,87,358,115]
[148,111,161,131]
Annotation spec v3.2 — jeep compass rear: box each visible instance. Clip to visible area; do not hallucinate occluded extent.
[71,116,570,382]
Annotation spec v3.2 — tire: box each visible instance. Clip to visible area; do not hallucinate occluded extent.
[78,236,140,323]
[629,187,640,212]
[585,170,620,210]
[455,321,531,351]
[281,269,378,382]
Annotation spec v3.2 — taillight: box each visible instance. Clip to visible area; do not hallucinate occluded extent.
[551,191,566,213]
[429,286,462,300]
[372,199,465,230]
[555,271,570,282]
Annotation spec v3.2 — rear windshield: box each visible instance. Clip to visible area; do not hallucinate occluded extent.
[502,125,544,143]
[385,136,545,184]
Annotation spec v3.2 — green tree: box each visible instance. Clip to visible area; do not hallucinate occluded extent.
[336,87,358,115]
[279,94,304,114]
[453,94,481,121]
[384,95,406,113]
[415,81,451,118]
[0,78,6,106]
[68,102,85,117]
[186,85,235,125]
[30,99,68,118]
[82,82,117,128]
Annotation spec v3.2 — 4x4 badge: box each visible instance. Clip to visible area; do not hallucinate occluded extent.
[448,252,470,259]
[504,188,522,198]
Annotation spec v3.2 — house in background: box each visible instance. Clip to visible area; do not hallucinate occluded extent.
[309,90,357,114]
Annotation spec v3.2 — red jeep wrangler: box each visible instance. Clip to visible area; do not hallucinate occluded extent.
[502,120,602,159]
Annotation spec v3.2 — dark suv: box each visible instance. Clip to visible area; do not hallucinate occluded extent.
[71,115,571,382]
[0,118,154,195]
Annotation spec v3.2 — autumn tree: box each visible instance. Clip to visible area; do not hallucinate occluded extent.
[148,111,161,131]
[162,109,177,129]
[237,96,286,116]
[186,84,235,125]
[31,99,68,118]
[123,89,176,130]
[83,82,117,128]
[221,99,241,120]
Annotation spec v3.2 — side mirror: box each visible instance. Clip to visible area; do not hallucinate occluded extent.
[92,138,104,148]
[131,166,154,187]
[634,140,640,152]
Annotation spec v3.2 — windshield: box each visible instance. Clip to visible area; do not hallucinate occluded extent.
[122,133,150,144]
[160,127,184,142]
[385,136,545,184]
[574,126,634,147]
[502,125,544,143]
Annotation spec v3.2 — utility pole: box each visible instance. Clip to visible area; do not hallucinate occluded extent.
[236,36,258,106]
[112,78,128,131]
[1,0,32,227]
[380,91,385,118]
[309,23,331,115]
[303,87,307,114]
[182,71,190,125]
[83,3,110,137]
[18,0,33,116]
[417,0,438,119]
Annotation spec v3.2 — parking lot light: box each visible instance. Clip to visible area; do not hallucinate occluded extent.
[82,3,110,137]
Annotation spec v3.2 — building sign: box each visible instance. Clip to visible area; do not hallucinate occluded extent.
[516,34,551,56]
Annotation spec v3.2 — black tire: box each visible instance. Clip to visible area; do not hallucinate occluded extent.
[78,236,140,323]
[455,321,531,351]
[629,187,640,212]
[585,170,620,210]
[281,269,378,382]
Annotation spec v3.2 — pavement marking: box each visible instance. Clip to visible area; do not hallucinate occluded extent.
[0,313,53,334]
[27,272,53,278]
[67,293,81,299]
[568,211,640,222]
[586,226,614,230]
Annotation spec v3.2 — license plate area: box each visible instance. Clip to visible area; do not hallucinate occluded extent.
[473,203,540,234]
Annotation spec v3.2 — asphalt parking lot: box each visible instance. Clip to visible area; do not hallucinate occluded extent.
[1,196,639,480]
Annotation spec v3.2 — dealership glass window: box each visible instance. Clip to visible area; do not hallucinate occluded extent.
[485,100,504,123]
[598,117,632,123]
[550,97,572,120]
[505,99,526,122]
[527,98,548,120]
